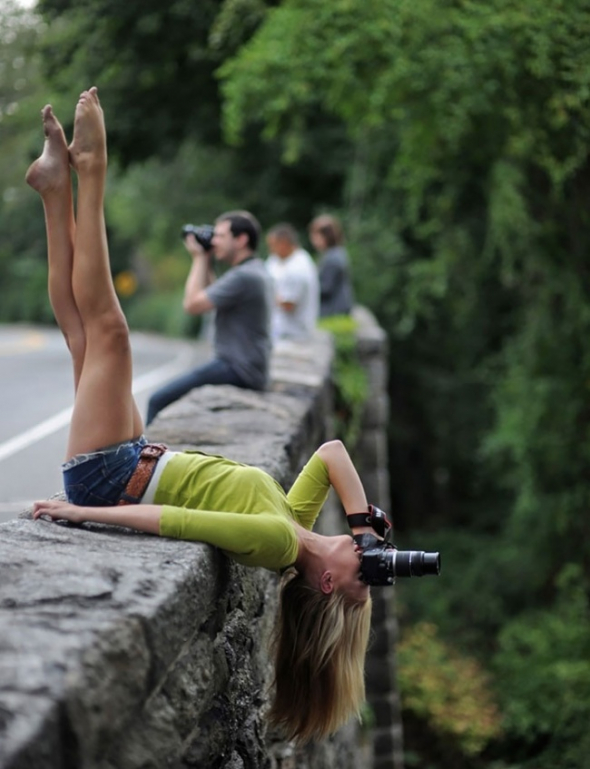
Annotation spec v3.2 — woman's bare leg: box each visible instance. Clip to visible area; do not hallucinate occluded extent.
[25,106,86,390]
[63,87,142,457]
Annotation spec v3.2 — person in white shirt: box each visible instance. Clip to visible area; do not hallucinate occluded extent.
[266,223,320,342]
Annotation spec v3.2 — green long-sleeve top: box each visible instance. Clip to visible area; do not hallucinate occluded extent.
[155,450,331,571]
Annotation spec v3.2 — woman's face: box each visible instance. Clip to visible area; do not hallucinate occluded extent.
[309,227,328,252]
[325,535,370,604]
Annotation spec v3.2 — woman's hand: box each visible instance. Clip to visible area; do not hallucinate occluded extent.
[33,499,87,524]
[33,500,163,535]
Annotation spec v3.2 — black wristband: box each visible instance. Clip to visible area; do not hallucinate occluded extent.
[347,512,374,528]
[347,504,392,539]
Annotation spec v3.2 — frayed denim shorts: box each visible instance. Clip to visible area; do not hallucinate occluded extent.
[62,435,147,507]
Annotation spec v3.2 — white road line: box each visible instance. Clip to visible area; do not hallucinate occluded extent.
[0,348,194,464]
[0,330,45,355]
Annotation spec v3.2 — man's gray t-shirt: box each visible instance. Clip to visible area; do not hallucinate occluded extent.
[206,257,272,390]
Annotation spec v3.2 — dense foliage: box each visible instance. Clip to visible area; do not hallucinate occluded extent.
[2,0,590,766]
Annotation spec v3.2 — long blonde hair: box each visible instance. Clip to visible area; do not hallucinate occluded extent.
[268,570,372,743]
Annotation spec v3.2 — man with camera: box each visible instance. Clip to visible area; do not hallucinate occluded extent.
[146,210,272,425]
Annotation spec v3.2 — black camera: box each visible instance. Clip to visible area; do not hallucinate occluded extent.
[181,224,215,251]
[355,535,441,586]
[348,506,441,586]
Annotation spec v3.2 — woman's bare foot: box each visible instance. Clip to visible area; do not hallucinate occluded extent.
[68,86,107,173]
[25,105,70,194]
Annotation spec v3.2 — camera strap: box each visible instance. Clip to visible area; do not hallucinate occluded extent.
[347,504,392,540]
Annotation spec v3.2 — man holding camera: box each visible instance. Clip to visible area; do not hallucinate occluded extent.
[146,210,273,425]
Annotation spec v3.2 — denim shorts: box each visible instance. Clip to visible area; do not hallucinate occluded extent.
[62,435,147,507]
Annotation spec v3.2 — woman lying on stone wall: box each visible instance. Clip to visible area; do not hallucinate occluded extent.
[27,87,378,744]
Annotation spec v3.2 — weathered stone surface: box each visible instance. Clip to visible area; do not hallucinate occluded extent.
[361,394,390,430]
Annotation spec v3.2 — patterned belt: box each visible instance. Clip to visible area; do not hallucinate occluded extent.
[117,443,168,506]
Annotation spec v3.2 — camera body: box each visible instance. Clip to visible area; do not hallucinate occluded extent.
[354,533,441,585]
[348,505,441,586]
[181,224,215,251]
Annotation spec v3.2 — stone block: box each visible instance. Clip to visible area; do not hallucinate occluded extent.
[361,394,390,430]
[355,430,388,468]
[356,357,387,398]
[369,693,399,726]
[373,727,396,760]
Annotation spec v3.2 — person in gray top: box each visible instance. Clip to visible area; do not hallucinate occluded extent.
[146,211,272,425]
[308,214,354,317]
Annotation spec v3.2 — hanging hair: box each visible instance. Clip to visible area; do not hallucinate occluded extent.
[309,214,345,247]
[268,570,372,743]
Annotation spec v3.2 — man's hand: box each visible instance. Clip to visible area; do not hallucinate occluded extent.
[183,232,208,259]
[182,235,216,314]
[277,299,297,313]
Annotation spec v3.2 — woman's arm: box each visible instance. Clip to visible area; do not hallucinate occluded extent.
[316,440,383,538]
[34,499,298,570]
[316,440,366,513]
[33,499,163,534]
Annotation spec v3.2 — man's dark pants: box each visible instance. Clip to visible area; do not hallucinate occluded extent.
[146,358,247,425]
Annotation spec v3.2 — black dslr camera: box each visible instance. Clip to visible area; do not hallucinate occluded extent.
[181,224,215,251]
[348,505,441,586]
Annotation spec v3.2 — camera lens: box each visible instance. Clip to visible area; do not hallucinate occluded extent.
[393,550,441,577]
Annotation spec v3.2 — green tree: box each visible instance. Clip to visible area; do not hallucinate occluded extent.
[37,0,226,163]
[219,1,590,765]
[494,565,590,768]
[0,0,56,322]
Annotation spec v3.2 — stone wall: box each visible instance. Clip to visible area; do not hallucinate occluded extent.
[0,310,400,769]
[352,307,404,769]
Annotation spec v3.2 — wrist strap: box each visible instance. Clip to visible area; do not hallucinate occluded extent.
[347,504,392,539]
[347,512,374,528]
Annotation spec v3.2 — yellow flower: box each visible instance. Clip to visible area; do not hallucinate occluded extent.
[114,270,138,298]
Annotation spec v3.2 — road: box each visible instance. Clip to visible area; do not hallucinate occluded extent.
[0,324,208,522]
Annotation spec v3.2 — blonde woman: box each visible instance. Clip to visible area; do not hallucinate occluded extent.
[27,87,375,743]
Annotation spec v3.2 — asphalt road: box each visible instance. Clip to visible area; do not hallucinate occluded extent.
[0,324,208,522]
